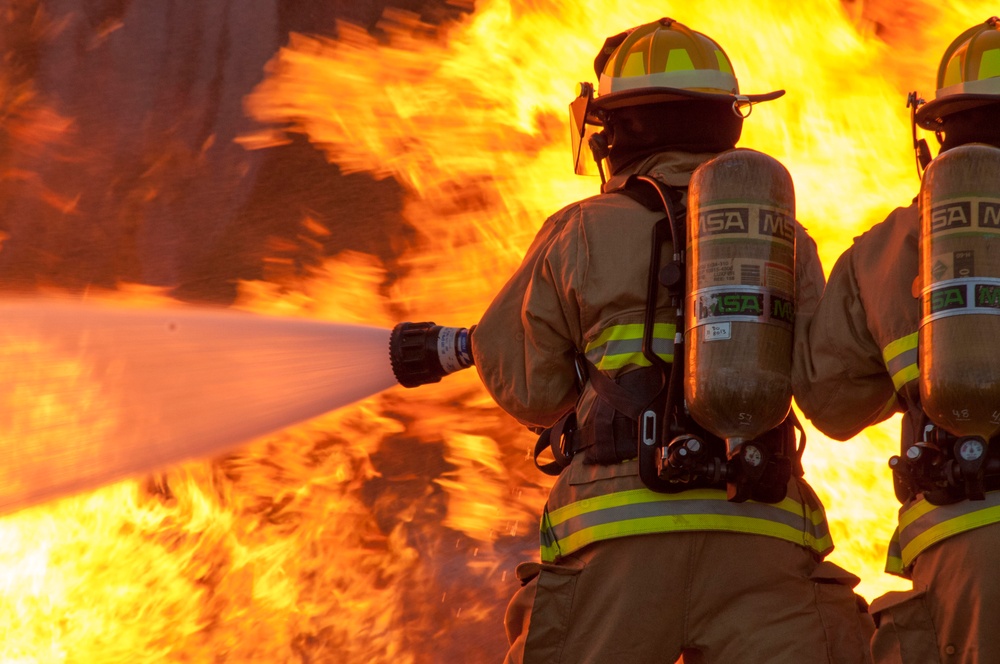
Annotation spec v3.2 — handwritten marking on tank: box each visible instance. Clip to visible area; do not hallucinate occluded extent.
[704,322,732,341]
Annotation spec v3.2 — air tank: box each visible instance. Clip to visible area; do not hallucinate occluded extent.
[685,149,795,457]
[919,144,1000,441]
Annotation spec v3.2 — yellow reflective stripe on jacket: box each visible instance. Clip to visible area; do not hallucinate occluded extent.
[884,528,904,576]
[892,491,1000,569]
[539,487,832,563]
[882,332,918,391]
[585,323,676,370]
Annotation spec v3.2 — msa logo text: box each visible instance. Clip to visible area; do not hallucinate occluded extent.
[975,284,1000,309]
[931,202,972,233]
[981,202,1000,228]
[759,211,795,242]
[927,285,966,313]
[697,292,764,318]
[698,207,749,236]
[771,296,794,325]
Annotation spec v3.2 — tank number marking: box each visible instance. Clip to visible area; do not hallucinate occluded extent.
[738,412,753,424]
[991,411,1000,424]
[954,251,974,279]
[704,322,731,341]
[952,409,971,420]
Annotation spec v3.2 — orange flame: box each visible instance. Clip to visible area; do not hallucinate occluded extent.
[243,0,989,605]
[1,1,998,661]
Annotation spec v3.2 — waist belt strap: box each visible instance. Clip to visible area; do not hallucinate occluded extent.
[533,410,577,476]
[582,360,662,465]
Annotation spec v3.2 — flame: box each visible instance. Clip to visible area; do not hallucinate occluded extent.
[243,0,983,605]
[1,0,998,661]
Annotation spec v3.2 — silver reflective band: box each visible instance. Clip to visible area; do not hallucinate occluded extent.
[936,76,1000,99]
[920,276,1000,324]
[598,69,738,96]
[686,285,794,330]
[437,327,473,374]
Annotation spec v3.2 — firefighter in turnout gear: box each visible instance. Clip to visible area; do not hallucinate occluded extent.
[471,19,874,663]
[793,17,1000,664]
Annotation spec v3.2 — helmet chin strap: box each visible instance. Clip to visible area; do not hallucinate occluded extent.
[588,130,610,185]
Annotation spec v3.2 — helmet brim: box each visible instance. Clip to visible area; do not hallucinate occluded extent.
[915,94,1000,129]
[587,87,784,123]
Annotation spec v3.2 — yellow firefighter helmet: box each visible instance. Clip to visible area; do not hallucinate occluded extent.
[587,17,783,121]
[916,16,1000,129]
[570,18,783,176]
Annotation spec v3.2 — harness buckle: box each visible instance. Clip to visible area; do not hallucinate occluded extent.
[641,410,658,447]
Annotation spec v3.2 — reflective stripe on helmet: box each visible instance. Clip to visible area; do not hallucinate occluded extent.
[584,322,675,370]
[935,75,1000,100]
[539,486,833,563]
[598,69,738,97]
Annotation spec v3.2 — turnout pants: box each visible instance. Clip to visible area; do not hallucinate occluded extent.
[504,531,874,664]
[871,522,1000,664]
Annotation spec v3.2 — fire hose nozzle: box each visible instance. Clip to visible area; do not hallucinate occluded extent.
[389,321,475,388]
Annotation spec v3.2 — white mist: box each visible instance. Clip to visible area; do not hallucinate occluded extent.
[0,299,397,514]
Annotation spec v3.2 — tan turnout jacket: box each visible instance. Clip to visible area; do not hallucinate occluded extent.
[793,202,1000,574]
[473,150,833,563]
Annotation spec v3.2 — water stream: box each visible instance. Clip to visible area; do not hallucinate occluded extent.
[0,299,397,515]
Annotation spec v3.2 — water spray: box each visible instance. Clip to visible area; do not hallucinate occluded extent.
[388,322,475,387]
[0,299,399,515]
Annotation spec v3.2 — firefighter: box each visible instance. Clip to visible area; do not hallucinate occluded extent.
[471,18,874,664]
[793,17,1000,664]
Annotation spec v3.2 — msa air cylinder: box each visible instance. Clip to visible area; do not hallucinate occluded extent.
[919,144,1000,442]
[685,149,795,457]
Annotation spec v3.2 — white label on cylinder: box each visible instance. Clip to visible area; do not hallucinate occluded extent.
[704,322,731,341]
